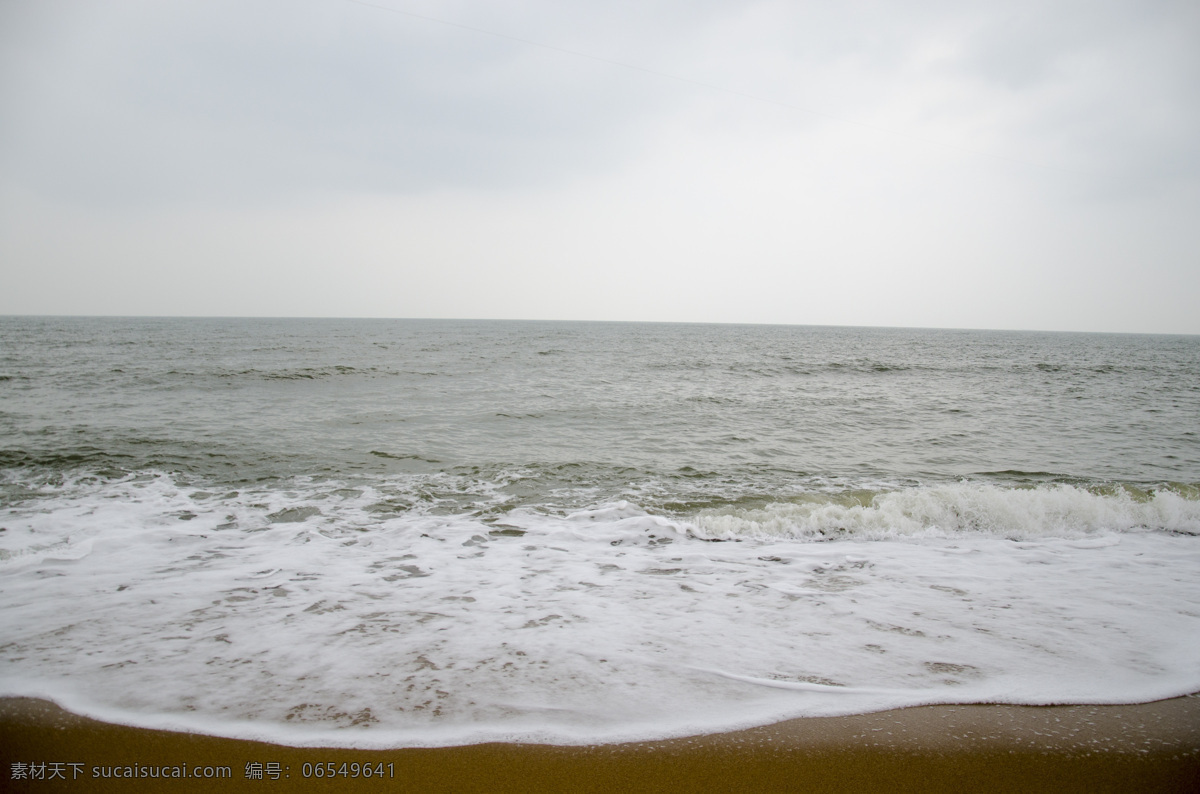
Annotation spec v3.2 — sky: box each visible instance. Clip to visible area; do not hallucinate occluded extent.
[1,0,1198,333]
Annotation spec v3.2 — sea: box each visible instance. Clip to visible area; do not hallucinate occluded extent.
[1,316,1198,747]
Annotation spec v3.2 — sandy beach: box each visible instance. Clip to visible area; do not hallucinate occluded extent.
[3,695,1198,792]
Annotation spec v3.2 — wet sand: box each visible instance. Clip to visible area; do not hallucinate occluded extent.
[3,696,1198,792]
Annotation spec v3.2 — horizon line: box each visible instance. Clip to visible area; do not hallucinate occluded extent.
[1,313,1196,338]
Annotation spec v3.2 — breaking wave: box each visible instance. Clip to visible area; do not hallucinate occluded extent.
[689,482,1200,540]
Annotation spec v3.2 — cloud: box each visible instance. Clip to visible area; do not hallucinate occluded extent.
[3,0,1198,207]
[1,0,700,205]
[2,0,1198,332]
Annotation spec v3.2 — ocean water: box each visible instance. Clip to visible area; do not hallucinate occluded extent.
[1,316,1198,746]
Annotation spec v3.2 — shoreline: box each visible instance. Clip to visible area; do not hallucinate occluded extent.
[3,696,1198,792]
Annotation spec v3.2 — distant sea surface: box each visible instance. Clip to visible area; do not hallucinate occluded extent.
[2,317,1198,746]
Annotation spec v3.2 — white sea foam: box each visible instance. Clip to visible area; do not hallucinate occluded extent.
[1,473,1199,747]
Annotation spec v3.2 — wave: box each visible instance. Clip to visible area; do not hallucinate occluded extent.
[2,469,1199,747]
[688,482,1200,541]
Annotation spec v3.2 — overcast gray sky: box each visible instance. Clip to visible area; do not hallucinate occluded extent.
[2,0,1198,332]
